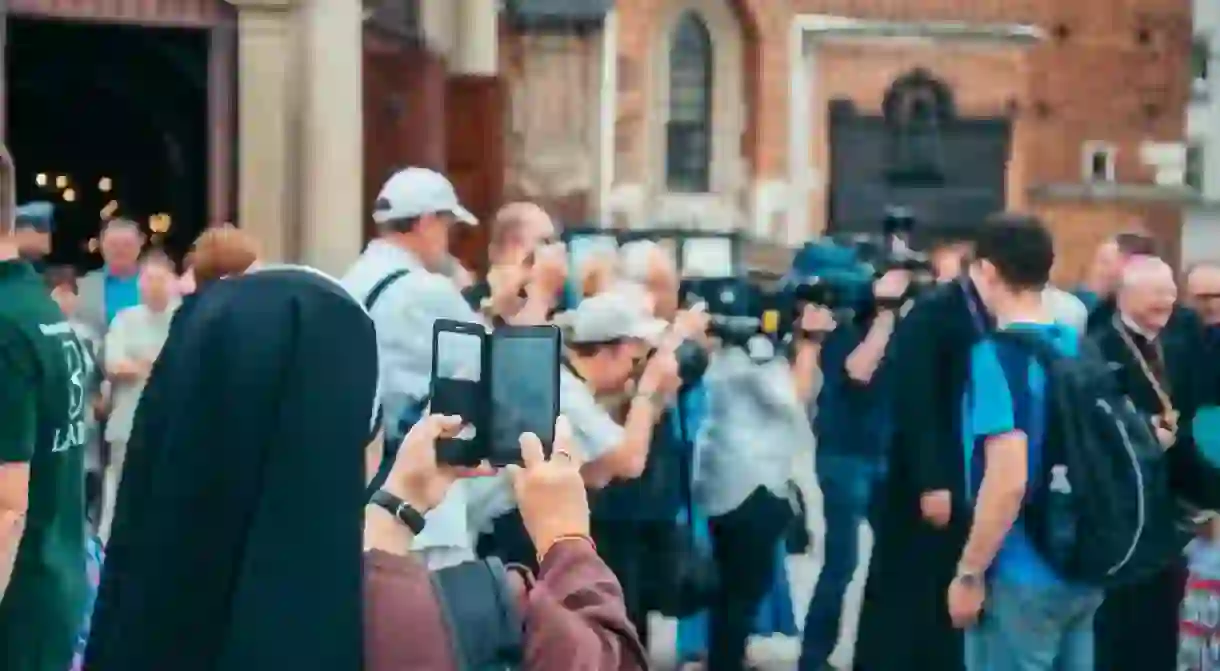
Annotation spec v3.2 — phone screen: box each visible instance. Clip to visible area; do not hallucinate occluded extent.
[490,330,559,464]
[432,329,483,445]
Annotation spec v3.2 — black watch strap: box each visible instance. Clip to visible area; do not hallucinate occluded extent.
[371,489,427,534]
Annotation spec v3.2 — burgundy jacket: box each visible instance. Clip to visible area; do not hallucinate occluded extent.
[363,541,649,670]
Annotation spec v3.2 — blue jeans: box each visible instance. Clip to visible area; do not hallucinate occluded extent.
[965,580,1104,671]
[799,453,882,669]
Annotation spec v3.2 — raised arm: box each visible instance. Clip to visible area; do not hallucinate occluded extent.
[523,540,649,671]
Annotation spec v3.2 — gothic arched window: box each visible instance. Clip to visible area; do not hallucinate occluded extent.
[666,12,713,192]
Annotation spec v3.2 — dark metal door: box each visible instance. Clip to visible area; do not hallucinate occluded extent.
[828,70,1011,247]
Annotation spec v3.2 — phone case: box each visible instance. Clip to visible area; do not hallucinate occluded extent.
[430,320,489,466]
[487,325,562,466]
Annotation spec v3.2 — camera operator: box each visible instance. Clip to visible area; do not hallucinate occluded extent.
[695,301,826,671]
[799,268,909,670]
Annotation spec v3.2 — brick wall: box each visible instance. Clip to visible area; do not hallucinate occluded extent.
[807,42,1031,236]
[579,0,1192,277]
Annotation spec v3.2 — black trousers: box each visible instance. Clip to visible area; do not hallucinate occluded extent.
[590,518,676,649]
[708,486,792,671]
[1094,558,1187,671]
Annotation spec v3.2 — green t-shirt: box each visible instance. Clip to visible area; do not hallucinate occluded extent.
[0,260,88,671]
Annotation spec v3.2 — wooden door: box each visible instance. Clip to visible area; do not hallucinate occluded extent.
[362,27,446,243]
[445,75,504,275]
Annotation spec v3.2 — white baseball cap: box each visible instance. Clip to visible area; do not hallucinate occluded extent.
[563,292,668,345]
[372,167,477,226]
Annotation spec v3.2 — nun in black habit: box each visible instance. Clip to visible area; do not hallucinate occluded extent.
[853,277,984,671]
[84,267,381,671]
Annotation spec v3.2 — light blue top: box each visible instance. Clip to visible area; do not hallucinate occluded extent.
[963,322,1087,588]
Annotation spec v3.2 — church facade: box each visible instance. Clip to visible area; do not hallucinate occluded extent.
[505,0,1197,279]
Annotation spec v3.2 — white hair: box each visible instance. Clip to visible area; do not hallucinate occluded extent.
[618,240,675,284]
[1119,256,1175,291]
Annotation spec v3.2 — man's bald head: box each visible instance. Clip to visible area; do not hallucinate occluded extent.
[1118,255,1177,332]
[1119,255,1174,290]
[1186,262,1220,324]
[489,201,555,264]
[618,240,679,318]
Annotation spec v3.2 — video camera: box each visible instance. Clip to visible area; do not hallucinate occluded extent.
[786,206,935,313]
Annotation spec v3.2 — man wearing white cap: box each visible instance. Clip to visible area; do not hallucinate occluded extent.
[341,167,557,569]
[556,291,680,487]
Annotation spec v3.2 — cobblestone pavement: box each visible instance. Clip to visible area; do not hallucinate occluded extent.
[647,445,875,670]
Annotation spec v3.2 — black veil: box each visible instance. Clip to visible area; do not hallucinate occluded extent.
[86,268,380,671]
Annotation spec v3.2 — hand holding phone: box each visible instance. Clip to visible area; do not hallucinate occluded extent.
[430,320,488,466]
[430,321,561,467]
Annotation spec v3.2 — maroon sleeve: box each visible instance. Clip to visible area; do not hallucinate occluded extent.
[522,540,649,671]
[362,550,458,671]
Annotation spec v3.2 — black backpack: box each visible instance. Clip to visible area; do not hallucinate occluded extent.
[430,557,524,670]
[994,331,1189,588]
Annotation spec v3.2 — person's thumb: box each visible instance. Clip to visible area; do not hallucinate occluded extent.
[505,464,524,490]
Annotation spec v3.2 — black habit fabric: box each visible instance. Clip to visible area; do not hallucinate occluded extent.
[1089,303,1220,671]
[85,269,381,671]
[853,281,981,671]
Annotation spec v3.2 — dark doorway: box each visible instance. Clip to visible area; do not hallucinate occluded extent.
[7,17,209,269]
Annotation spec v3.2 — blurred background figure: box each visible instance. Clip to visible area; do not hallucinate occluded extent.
[1186,262,1220,334]
[1076,232,1158,316]
[15,201,53,267]
[78,218,145,341]
[99,249,181,542]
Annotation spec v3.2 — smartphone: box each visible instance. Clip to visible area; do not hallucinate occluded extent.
[489,325,562,466]
[430,320,488,465]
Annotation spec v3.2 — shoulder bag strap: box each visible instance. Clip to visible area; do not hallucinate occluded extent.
[364,269,412,311]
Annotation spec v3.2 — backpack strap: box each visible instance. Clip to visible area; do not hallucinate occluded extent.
[429,558,524,670]
[959,277,991,335]
[364,269,412,311]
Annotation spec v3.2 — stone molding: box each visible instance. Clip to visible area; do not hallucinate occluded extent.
[225,0,294,9]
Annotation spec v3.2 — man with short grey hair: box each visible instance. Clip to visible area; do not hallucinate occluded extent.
[77,218,146,341]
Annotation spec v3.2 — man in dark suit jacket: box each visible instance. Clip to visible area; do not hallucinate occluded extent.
[1089,256,1220,671]
[854,273,982,671]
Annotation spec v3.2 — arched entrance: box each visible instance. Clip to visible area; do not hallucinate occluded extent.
[7,18,210,268]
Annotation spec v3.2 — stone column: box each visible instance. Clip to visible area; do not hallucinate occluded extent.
[299,0,363,275]
[207,22,236,228]
[453,0,497,75]
[231,0,294,262]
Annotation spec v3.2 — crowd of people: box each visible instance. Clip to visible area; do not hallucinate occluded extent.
[2,141,1220,671]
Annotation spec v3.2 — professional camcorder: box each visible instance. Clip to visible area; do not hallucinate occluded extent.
[677,208,944,350]
[787,206,936,312]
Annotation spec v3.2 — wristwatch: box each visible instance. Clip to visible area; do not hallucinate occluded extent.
[370,489,427,534]
[955,567,985,589]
